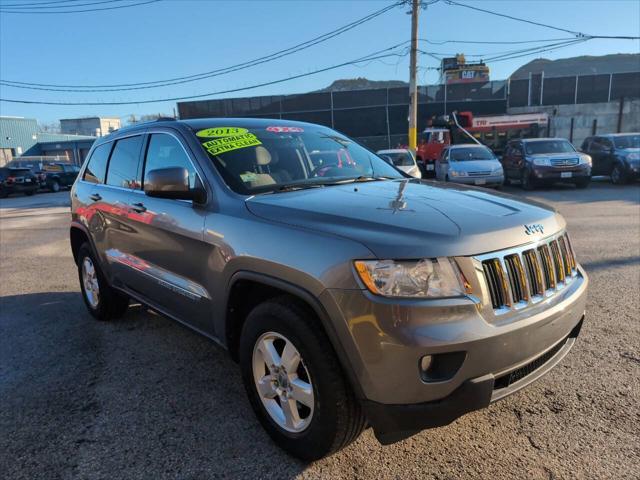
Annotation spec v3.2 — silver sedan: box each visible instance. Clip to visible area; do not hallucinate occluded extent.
[436,144,504,187]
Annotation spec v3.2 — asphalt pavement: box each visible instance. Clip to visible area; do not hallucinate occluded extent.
[1,183,639,480]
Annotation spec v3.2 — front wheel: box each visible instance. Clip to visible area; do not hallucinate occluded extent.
[239,297,366,460]
[77,243,129,321]
[611,164,627,185]
[51,180,60,192]
[521,169,535,190]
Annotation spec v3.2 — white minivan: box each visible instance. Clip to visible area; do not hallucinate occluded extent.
[376,149,422,178]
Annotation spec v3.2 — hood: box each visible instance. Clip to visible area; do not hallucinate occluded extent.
[527,152,580,159]
[449,160,501,172]
[617,147,640,155]
[246,180,564,259]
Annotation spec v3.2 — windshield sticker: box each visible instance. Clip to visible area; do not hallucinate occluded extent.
[196,127,248,138]
[240,172,259,183]
[202,133,262,156]
[266,126,304,133]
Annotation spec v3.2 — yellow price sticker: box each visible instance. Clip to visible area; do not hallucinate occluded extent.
[196,127,248,138]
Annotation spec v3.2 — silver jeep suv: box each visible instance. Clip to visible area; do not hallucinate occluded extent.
[70,118,588,460]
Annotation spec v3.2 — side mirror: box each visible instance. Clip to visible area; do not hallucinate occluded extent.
[144,167,205,203]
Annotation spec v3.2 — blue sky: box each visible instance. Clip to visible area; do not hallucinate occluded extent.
[1,0,639,124]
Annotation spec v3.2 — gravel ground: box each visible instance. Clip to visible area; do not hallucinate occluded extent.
[1,183,639,480]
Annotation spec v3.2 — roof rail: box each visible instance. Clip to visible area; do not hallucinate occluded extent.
[155,117,176,122]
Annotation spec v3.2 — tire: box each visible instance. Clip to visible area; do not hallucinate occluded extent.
[611,164,627,185]
[575,178,590,189]
[239,296,366,460]
[51,180,60,192]
[25,189,36,196]
[521,169,535,190]
[77,243,129,321]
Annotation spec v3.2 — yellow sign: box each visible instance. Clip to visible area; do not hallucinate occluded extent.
[202,132,262,156]
[196,127,248,138]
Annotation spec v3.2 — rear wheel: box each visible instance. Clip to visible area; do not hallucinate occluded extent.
[51,180,60,192]
[77,243,129,321]
[611,164,627,185]
[239,296,366,460]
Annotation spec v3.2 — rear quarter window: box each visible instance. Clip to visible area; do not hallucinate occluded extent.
[83,143,112,184]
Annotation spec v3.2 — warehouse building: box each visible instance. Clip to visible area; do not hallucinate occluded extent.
[0,116,95,166]
[60,116,121,137]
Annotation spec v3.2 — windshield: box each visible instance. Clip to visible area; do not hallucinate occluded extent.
[379,151,414,166]
[450,147,495,161]
[613,135,640,149]
[525,140,575,155]
[195,124,403,194]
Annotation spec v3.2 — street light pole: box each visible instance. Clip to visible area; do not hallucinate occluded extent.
[408,0,419,152]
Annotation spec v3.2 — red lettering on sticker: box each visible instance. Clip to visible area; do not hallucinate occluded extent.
[266,126,304,133]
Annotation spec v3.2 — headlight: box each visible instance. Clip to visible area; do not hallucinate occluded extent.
[492,166,503,175]
[450,170,468,177]
[627,152,640,161]
[532,157,550,166]
[580,154,592,166]
[354,258,471,298]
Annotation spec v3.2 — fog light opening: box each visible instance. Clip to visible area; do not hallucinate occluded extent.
[420,355,433,373]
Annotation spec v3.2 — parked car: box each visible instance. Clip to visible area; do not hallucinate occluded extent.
[70,118,587,460]
[376,149,422,178]
[41,163,81,192]
[580,133,640,184]
[0,167,38,198]
[435,144,504,187]
[501,138,591,190]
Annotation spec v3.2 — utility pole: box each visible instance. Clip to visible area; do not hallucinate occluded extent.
[408,0,419,152]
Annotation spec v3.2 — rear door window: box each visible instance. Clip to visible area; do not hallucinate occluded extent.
[106,136,143,189]
[83,143,112,184]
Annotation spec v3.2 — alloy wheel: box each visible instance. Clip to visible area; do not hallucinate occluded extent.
[252,331,314,433]
[82,257,100,308]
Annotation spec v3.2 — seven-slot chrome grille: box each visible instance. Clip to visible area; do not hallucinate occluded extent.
[479,232,578,314]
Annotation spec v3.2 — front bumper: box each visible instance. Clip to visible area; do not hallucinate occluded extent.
[363,317,583,444]
[450,174,504,186]
[531,164,590,181]
[320,262,588,442]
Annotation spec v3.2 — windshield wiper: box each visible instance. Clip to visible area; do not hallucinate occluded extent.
[276,183,325,192]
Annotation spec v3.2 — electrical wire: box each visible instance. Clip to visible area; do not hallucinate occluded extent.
[443,0,584,36]
[0,0,133,10]
[0,0,160,13]
[0,1,402,90]
[0,0,94,6]
[443,1,640,40]
[0,44,411,105]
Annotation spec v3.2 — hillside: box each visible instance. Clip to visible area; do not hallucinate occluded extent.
[510,53,640,79]
[317,77,408,92]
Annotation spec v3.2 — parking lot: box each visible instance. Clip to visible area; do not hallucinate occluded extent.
[1,182,638,480]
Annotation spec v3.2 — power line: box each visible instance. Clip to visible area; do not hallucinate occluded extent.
[0,0,132,10]
[0,0,91,6]
[443,0,640,40]
[443,0,585,36]
[0,1,402,90]
[0,0,160,13]
[0,44,410,106]
[420,37,578,46]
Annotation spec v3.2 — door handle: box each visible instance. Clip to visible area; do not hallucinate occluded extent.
[89,193,102,202]
[130,202,147,213]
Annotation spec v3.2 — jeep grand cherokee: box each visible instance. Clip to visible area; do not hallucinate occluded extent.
[70,118,588,460]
